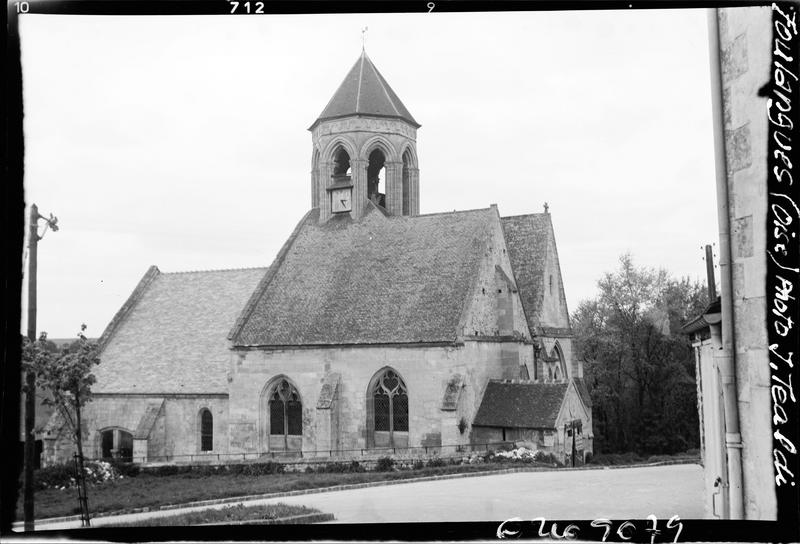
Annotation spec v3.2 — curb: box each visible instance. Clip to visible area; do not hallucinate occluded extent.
[21,459,700,528]
[197,512,335,526]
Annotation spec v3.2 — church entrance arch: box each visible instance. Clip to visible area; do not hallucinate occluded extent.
[97,427,133,462]
[260,377,303,453]
[366,368,409,449]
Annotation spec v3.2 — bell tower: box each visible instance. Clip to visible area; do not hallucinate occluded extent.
[309,50,420,223]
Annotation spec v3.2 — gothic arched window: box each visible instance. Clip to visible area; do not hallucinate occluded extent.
[269,379,303,438]
[553,342,567,382]
[200,409,213,452]
[372,369,408,435]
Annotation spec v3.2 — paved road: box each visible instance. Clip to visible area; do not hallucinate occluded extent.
[28,464,705,530]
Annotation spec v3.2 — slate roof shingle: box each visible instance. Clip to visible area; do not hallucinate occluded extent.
[500,214,552,335]
[311,51,420,129]
[231,207,496,347]
[95,267,266,393]
[473,380,568,429]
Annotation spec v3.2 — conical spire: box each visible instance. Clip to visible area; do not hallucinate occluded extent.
[310,51,420,130]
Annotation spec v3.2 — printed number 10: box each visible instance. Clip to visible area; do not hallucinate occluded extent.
[16,2,30,13]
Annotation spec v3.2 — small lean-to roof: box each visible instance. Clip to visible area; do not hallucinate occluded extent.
[94,267,266,393]
[230,207,495,347]
[500,213,552,334]
[473,380,569,429]
[310,50,419,129]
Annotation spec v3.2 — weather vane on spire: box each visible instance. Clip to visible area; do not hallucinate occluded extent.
[362,26,368,51]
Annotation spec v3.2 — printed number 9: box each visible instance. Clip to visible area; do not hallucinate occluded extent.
[427,2,435,12]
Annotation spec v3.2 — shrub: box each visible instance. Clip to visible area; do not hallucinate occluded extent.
[375,457,395,472]
[412,460,425,470]
[146,464,186,477]
[240,461,283,476]
[533,451,559,465]
[33,463,76,490]
[426,457,446,468]
[108,459,140,478]
[305,466,316,473]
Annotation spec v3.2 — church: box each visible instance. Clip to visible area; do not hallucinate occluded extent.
[42,50,592,466]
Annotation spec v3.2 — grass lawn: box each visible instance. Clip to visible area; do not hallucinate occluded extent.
[19,451,699,521]
[112,503,321,526]
[20,462,522,520]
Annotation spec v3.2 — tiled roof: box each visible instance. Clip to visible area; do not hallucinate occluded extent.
[95,267,266,393]
[500,214,552,334]
[311,51,419,129]
[231,207,495,347]
[473,380,568,429]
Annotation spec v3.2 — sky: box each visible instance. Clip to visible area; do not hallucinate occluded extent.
[19,8,720,339]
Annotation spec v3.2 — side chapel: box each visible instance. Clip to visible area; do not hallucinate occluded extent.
[42,51,593,466]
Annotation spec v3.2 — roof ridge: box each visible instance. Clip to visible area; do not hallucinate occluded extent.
[160,266,268,275]
[501,212,550,220]
[369,56,401,116]
[355,52,365,112]
[415,206,494,218]
[95,265,161,353]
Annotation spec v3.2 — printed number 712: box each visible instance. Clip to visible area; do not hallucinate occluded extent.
[230,2,265,13]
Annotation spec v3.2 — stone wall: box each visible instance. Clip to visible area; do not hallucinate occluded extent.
[229,340,530,456]
[718,6,775,520]
[66,395,230,462]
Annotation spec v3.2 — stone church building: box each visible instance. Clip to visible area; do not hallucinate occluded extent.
[42,51,592,466]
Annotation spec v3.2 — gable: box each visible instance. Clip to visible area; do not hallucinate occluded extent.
[94,267,266,393]
[459,210,532,339]
[231,207,496,347]
[555,380,591,427]
[501,213,570,333]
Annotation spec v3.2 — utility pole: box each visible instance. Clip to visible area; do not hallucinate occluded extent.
[24,203,58,531]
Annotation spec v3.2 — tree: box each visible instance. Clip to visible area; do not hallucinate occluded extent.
[22,325,100,525]
[572,254,707,455]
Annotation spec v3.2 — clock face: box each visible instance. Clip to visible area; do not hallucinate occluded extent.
[331,187,352,213]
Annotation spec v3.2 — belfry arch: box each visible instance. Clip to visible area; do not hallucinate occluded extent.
[367,149,387,208]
